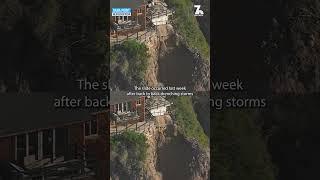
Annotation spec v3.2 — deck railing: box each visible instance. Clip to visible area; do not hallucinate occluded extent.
[110,3,174,46]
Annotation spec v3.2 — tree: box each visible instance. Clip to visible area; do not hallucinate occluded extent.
[213,109,276,180]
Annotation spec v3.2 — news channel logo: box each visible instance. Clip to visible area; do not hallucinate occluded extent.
[194,5,204,16]
[112,8,132,16]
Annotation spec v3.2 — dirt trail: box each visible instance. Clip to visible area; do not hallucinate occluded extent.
[144,24,175,87]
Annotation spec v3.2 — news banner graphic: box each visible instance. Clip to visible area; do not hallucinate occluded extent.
[112,8,132,16]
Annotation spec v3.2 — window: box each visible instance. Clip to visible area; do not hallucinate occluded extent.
[85,121,90,136]
[16,134,26,164]
[123,102,128,112]
[115,104,119,112]
[128,102,132,111]
[119,103,123,112]
[137,8,142,14]
[55,128,68,158]
[136,98,141,105]
[91,120,97,135]
[28,132,38,158]
[43,130,53,157]
[84,120,98,136]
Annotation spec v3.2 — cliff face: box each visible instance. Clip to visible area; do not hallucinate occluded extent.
[192,56,210,91]
[193,0,210,42]
[110,115,210,180]
[264,0,320,93]
[144,24,175,87]
[192,94,210,136]
[155,117,210,180]
[0,0,108,92]
[261,1,320,179]
[144,24,210,91]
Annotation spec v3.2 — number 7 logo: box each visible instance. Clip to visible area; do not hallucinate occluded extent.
[194,5,204,16]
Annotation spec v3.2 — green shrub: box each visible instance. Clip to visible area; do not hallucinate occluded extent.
[111,40,149,83]
[171,96,209,149]
[111,131,148,168]
[213,110,276,180]
[168,0,210,61]
[120,60,129,75]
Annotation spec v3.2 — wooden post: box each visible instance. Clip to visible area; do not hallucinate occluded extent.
[115,119,118,135]
[166,10,168,24]
[26,133,29,156]
[14,136,17,161]
[116,32,118,43]
[38,131,43,160]
[53,128,56,160]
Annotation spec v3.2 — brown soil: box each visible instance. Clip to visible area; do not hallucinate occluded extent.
[144,24,175,87]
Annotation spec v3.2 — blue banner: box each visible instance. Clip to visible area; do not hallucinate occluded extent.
[112,8,132,16]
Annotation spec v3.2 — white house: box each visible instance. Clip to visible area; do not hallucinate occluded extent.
[148,1,173,26]
[146,96,172,117]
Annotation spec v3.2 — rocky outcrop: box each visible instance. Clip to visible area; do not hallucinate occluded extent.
[192,55,210,91]
[155,120,210,180]
[264,0,320,94]
[144,24,175,87]
[192,94,210,136]
[144,35,161,88]
[189,140,210,180]
[111,114,210,180]
[145,23,210,91]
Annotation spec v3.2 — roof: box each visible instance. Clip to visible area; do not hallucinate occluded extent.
[110,91,141,105]
[145,96,171,110]
[110,0,146,10]
[0,94,94,137]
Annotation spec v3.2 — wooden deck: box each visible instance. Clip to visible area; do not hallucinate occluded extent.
[110,113,172,137]
[110,1,173,46]
[110,25,157,46]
